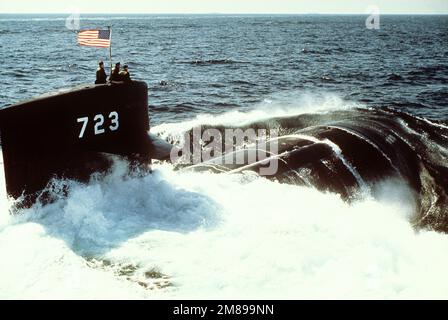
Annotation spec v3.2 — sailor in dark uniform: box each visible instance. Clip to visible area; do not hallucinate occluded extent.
[109,62,121,82]
[119,65,132,82]
[95,61,107,84]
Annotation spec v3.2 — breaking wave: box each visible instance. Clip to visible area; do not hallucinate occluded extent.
[1,93,448,299]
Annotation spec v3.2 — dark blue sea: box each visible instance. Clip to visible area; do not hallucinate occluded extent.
[0,14,447,123]
[0,14,448,299]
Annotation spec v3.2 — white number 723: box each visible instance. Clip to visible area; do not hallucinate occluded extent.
[77,111,119,139]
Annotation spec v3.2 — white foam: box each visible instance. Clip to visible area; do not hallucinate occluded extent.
[151,92,360,143]
[1,160,448,299]
[0,94,446,299]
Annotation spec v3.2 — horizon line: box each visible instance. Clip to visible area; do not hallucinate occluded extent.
[1,12,448,15]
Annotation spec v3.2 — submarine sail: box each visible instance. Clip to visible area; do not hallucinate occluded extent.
[0,81,152,204]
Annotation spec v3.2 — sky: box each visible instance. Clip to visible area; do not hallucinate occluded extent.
[0,0,447,14]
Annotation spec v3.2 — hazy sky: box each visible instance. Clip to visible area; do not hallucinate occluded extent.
[1,0,447,14]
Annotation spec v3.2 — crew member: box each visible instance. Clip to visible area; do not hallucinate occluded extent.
[110,62,121,82]
[95,61,107,84]
[119,65,132,82]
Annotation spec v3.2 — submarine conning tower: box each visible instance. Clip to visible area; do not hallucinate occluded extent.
[0,81,152,202]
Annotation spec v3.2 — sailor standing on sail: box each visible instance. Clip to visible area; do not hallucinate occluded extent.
[119,65,132,82]
[95,61,107,84]
[110,62,121,82]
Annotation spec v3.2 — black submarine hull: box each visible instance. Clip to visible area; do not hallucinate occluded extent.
[0,81,152,203]
[2,81,448,232]
[179,108,448,231]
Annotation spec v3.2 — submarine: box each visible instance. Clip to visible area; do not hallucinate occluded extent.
[1,80,448,232]
[0,81,171,206]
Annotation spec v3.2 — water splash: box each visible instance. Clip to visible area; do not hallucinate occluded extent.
[1,160,448,299]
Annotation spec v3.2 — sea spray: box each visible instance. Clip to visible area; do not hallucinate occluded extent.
[1,161,448,299]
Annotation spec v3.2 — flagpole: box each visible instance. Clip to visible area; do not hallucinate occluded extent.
[108,26,113,77]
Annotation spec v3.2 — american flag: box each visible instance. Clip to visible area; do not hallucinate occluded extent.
[77,29,111,48]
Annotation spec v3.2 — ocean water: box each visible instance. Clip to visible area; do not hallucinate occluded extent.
[0,14,448,299]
